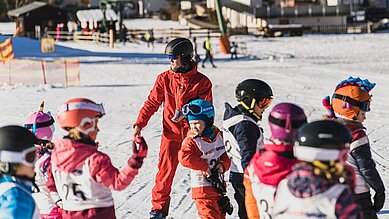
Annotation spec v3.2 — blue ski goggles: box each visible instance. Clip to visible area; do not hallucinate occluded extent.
[332,94,371,111]
[182,103,213,116]
[168,55,178,60]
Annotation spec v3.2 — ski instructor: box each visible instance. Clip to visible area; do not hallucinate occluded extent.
[132,37,213,219]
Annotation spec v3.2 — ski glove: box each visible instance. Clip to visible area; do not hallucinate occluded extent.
[373,188,385,212]
[128,136,148,169]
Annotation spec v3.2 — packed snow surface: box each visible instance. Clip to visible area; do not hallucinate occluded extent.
[1,19,389,218]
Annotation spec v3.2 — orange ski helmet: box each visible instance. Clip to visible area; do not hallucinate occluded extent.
[57,98,105,135]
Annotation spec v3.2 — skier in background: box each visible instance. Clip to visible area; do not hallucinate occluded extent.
[0,125,40,219]
[272,120,362,218]
[230,41,238,60]
[244,102,307,219]
[178,99,231,219]
[132,38,213,219]
[46,98,148,219]
[223,79,273,219]
[202,35,216,68]
[24,101,62,219]
[323,76,385,219]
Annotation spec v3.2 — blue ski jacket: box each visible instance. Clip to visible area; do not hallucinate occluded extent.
[0,175,39,219]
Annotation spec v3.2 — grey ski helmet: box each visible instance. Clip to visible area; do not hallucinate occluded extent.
[165,38,193,59]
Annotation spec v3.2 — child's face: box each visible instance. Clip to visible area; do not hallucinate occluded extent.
[189,120,206,135]
[16,164,35,179]
[253,103,269,117]
[355,110,367,123]
[88,120,100,141]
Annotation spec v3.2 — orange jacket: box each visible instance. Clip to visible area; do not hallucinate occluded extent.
[179,128,231,199]
[134,63,213,141]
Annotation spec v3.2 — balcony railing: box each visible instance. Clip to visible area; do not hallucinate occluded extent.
[221,0,351,18]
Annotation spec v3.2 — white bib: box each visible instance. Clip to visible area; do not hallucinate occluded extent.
[223,114,263,173]
[52,157,114,211]
[273,179,347,219]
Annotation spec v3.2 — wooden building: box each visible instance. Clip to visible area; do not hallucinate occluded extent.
[7,1,68,38]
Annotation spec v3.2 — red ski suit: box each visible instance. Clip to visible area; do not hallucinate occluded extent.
[178,128,231,219]
[134,63,212,215]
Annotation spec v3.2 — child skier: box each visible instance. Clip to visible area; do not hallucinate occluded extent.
[178,99,232,219]
[244,102,307,219]
[24,101,63,219]
[323,76,385,219]
[0,125,40,219]
[272,120,362,218]
[223,79,273,219]
[46,97,148,219]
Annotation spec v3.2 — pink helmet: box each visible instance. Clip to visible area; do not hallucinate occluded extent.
[24,101,55,140]
[268,102,307,143]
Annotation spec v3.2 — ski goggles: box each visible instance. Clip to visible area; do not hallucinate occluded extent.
[0,147,37,167]
[332,94,371,111]
[168,55,178,60]
[182,103,214,116]
[58,102,106,117]
[258,97,273,109]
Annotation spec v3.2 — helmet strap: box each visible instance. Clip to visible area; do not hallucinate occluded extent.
[240,99,262,121]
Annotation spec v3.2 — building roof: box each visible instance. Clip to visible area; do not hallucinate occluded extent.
[7,1,48,17]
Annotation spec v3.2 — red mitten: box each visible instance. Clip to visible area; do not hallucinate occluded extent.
[128,136,148,169]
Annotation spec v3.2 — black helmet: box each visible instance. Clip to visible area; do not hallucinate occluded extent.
[165,38,193,58]
[0,126,37,171]
[294,120,352,162]
[236,79,273,110]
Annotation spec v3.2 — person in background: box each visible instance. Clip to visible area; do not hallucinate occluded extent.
[272,120,362,219]
[244,102,307,219]
[46,98,148,219]
[0,125,40,219]
[179,99,231,219]
[24,101,62,219]
[323,76,385,219]
[223,79,273,219]
[193,37,201,67]
[202,35,216,68]
[230,41,238,60]
[132,37,213,219]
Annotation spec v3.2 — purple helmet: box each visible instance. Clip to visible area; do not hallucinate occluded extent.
[268,103,307,143]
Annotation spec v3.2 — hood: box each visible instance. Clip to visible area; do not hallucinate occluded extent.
[252,150,297,186]
[286,163,334,198]
[52,138,98,173]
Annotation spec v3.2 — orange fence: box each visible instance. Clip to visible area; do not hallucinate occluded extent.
[0,59,80,86]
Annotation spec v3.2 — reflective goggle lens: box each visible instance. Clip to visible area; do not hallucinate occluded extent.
[25,150,36,163]
[361,100,371,111]
[168,55,177,60]
[182,104,202,116]
[258,97,273,109]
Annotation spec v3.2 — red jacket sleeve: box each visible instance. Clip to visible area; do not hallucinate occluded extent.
[178,137,209,172]
[89,152,139,191]
[197,75,213,104]
[134,73,165,129]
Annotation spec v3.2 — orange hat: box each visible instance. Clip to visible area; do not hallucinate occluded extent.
[331,85,372,119]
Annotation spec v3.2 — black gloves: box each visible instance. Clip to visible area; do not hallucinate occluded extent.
[373,188,385,212]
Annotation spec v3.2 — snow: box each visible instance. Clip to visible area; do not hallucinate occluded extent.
[1,19,389,218]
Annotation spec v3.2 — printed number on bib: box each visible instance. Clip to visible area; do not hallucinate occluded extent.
[63,183,87,201]
[259,199,272,219]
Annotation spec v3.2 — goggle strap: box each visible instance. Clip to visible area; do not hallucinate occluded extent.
[58,102,104,115]
[269,115,307,129]
[24,117,55,129]
[332,94,370,110]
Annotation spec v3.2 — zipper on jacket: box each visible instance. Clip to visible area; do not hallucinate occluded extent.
[179,76,185,140]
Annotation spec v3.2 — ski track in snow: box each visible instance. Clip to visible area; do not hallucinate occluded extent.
[2,24,389,218]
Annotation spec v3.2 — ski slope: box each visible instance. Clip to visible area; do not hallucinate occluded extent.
[1,20,389,218]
